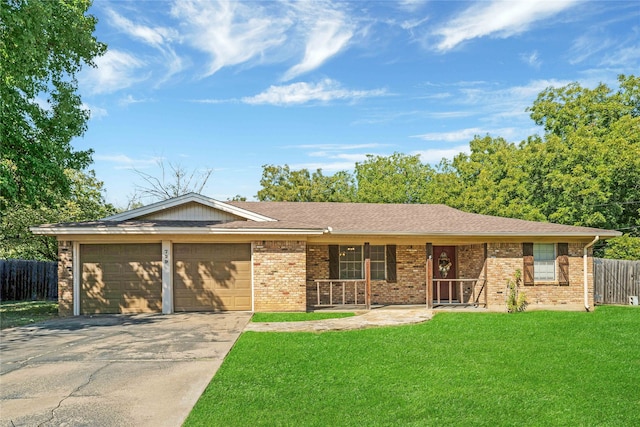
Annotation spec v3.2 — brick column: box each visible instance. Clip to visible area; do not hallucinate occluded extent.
[253,240,307,312]
[58,240,74,316]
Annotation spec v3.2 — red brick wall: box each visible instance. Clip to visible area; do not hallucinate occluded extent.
[485,242,593,310]
[58,240,73,316]
[305,244,429,306]
[253,240,307,311]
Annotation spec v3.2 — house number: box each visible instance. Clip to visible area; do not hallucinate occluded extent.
[163,249,169,265]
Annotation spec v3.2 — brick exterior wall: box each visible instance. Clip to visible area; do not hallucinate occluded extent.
[58,240,74,316]
[306,244,428,307]
[253,240,307,311]
[376,245,427,305]
[304,242,591,311]
[485,242,593,310]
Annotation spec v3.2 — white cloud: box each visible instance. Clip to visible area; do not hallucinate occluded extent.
[282,2,354,81]
[412,127,520,142]
[600,45,640,68]
[289,143,387,151]
[401,17,429,30]
[569,34,613,65]
[397,0,428,12]
[520,50,541,69]
[171,0,290,77]
[106,8,184,83]
[118,95,153,106]
[81,50,147,94]
[83,103,108,120]
[241,79,387,106]
[106,8,178,47]
[412,145,470,164]
[453,78,572,125]
[433,0,579,51]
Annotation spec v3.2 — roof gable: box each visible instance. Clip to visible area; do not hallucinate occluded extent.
[103,193,276,222]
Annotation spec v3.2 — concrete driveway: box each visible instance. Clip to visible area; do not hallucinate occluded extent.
[0,312,251,427]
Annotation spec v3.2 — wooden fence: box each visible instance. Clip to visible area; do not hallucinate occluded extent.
[594,258,640,305]
[0,259,58,301]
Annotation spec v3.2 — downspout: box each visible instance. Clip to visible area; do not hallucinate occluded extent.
[583,236,599,312]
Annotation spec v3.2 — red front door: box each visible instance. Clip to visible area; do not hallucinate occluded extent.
[433,246,457,302]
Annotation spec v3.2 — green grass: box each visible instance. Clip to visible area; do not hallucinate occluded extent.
[251,312,355,322]
[185,306,640,426]
[0,300,58,329]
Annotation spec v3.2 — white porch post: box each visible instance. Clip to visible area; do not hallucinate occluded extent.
[162,240,173,314]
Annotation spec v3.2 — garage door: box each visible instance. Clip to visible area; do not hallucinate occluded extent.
[173,244,251,311]
[80,244,162,314]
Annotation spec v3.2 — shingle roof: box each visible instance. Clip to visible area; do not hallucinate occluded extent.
[31,198,620,238]
[228,201,619,236]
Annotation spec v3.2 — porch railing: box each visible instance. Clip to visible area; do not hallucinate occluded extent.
[433,278,487,307]
[314,280,366,306]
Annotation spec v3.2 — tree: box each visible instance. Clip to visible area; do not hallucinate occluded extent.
[0,0,106,211]
[257,165,355,202]
[602,235,640,260]
[524,75,640,231]
[131,159,213,203]
[430,136,545,221]
[355,153,433,204]
[0,169,115,260]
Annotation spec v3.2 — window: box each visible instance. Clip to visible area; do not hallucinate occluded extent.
[370,245,386,280]
[338,245,386,280]
[339,246,362,279]
[533,243,555,281]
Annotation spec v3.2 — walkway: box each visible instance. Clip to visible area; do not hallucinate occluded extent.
[245,307,434,332]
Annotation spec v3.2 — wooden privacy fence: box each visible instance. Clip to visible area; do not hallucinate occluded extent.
[0,259,58,301]
[594,258,640,305]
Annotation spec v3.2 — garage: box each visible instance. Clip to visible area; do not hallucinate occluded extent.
[80,244,162,314]
[173,243,251,311]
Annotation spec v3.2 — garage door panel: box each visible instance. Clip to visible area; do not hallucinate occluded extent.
[80,244,162,314]
[173,243,251,312]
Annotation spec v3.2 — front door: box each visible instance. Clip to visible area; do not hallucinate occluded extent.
[433,246,457,302]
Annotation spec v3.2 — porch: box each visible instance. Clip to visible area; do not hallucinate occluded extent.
[312,278,487,309]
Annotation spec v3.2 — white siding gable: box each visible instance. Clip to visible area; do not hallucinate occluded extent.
[139,202,245,221]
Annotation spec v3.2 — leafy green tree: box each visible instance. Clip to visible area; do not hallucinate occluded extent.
[524,75,640,231]
[0,0,105,211]
[431,136,545,220]
[602,235,640,260]
[257,165,355,202]
[355,153,433,204]
[0,169,115,260]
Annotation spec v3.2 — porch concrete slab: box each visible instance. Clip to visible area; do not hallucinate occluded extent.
[0,312,250,427]
[245,307,434,332]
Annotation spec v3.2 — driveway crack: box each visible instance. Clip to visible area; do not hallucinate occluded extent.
[37,362,113,427]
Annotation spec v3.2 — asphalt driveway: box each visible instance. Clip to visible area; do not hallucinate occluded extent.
[0,312,251,427]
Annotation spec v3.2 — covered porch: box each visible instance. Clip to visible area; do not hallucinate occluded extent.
[307,243,489,310]
[311,278,487,308]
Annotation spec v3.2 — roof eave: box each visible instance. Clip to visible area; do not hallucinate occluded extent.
[327,230,622,238]
[30,226,325,236]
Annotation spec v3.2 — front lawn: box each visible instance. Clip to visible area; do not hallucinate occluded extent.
[185,306,640,426]
[0,300,58,329]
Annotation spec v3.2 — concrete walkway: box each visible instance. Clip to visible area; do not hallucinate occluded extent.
[245,307,434,332]
[0,312,250,427]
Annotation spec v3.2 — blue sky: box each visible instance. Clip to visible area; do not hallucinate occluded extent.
[76,0,639,207]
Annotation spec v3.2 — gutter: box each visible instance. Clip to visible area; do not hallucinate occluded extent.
[583,236,599,312]
[29,226,326,236]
